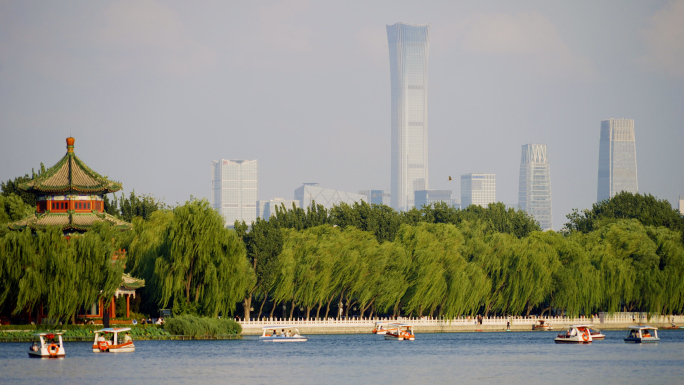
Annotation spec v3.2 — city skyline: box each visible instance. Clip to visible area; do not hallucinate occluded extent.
[1,1,683,231]
[387,22,431,211]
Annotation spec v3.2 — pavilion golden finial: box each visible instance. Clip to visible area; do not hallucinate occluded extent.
[66,137,75,153]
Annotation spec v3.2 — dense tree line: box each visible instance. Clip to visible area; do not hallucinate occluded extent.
[2,186,683,323]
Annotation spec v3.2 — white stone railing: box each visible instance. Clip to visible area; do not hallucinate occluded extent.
[239,313,684,327]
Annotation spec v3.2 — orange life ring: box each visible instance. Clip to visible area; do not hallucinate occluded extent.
[98,341,109,351]
[48,344,59,356]
[582,331,589,341]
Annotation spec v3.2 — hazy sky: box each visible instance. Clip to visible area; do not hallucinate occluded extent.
[1,0,683,230]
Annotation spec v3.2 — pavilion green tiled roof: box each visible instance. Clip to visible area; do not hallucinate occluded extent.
[19,138,122,194]
[7,212,132,232]
[121,273,145,290]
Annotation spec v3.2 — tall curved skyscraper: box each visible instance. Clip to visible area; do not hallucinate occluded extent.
[387,23,430,211]
[518,144,552,230]
[597,119,638,202]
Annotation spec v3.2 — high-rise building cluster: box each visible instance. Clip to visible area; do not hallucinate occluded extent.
[210,24,644,231]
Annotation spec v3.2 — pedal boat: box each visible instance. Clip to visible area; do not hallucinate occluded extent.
[28,332,65,358]
[624,325,659,343]
[554,324,593,344]
[372,321,396,335]
[259,325,308,342]
[532,320,553,331]
[384,323,415,341]
[589,328,605,340]
[92,327,135,353]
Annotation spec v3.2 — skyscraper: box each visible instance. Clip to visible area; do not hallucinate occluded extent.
[387,22,430,211]
[211,159,258,227]
[597,119,638,202]
[518,144,553,230]
[461,174,496,208]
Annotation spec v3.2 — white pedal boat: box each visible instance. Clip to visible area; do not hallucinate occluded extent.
[92,327,135,353]
[554,324,593,344]
[28,332,65,358]
[259,325,308,342]
[384,323,415,341]
[624,325,659,343]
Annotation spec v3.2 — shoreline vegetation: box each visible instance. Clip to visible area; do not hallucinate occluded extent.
[0,315,242,341]
[2,189,684,326]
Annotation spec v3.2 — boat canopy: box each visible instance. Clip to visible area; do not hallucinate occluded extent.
[33,332,63,337]
[262,325,297,330]
[95,327,132,333]
[628,325,657,330]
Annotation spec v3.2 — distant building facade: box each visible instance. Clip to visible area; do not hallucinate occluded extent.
[597,118,638,202]
[415,189,453,208]
[387,22,430,211]
[295,183,367,210]
[518,144,553,230]
[258,198,299,219]
[359,190,390,206]
[212,159,257,227]
[461,174,495,208]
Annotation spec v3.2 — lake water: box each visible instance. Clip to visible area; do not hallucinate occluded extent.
[2,330,683,384]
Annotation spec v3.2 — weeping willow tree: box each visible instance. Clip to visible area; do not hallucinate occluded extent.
[154,199,254,317]
[372,240,410,317]
[0,226,124,323]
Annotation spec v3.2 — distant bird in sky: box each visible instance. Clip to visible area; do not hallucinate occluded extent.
[448,176,452,181]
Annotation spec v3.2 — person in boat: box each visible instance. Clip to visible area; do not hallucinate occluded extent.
[30,342,39,351]
[643,330,651,337]
[123,332,132,343]
[286,329,292,337]
[281,329,286,337]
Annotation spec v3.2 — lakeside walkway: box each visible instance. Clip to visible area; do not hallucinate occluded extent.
[239,313,684,335]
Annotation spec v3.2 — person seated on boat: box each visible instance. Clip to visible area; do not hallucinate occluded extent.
[286,329,292,337]
[281,329,286,337]
[643,331,651,337]
[30,342,39,352]
[123,332,132,343]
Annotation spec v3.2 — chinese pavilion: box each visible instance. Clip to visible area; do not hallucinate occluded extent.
[8,137,143,322]
[8,137,131,233]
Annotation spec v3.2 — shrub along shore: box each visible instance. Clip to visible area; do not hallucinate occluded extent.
[0,315,242,342]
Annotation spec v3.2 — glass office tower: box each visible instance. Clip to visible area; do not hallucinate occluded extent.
[518,144,553,230]
[387,22,430,211]
[211,159,258,227]
[597,119,638,202]
[461,174,496,208]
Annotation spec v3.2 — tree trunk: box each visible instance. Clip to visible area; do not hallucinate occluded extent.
[270,300,278,319]
[325,295,334,319]
[525,300,533,317]
[345,300,356,319]
[306,305,311,321]
[258,293,268,320]
[243,296,252,321]
[316,301,322,320]
[289,299,295,320]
